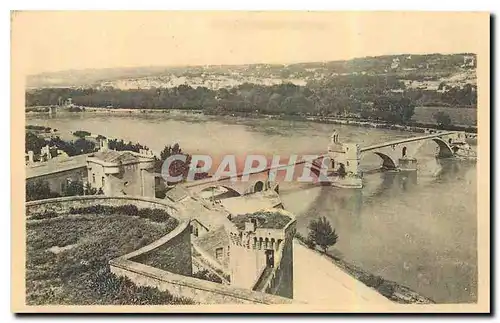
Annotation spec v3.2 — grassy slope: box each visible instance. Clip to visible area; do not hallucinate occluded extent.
[26,214,193,305]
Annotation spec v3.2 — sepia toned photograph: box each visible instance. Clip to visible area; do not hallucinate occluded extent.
[11,11,490,313]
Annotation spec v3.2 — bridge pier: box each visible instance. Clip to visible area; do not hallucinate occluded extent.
[398,157,418,172]
[326,131,364,188]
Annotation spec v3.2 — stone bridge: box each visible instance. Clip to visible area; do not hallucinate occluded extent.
[177,130,470,193]
[181,170,279,198]
[360,131,466,171]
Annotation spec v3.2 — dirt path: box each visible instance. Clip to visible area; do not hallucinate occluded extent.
[293,240,394,307]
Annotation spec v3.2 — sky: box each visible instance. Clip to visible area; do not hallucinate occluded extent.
[12,11,489,75]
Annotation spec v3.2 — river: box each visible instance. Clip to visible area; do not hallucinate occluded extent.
[26,111,478,303]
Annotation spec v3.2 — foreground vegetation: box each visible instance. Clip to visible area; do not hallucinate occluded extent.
[26,212,191,305]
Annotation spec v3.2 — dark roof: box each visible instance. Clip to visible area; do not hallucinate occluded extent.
[26,153,90,179]
[92,150,139,163]
[165,186,189,202]
[231,211,292,231]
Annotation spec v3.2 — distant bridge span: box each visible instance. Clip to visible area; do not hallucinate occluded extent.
[177,131,463,192]
[360,131,456,153]
[360,131,459,169]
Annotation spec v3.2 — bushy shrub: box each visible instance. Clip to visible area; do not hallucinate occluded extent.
[364,274,384,289]
[116,204,139,216]
[192,269,223,284]
[69,205,113,215]
[26,180,60,201]
[304,237,316,249]
[73,130,91,138]
[67,204,175,224]
[30,211,59,220]
[377,282,396,298]
[137,208,169,222]
[63,180,84,197]
[295,232,317,250]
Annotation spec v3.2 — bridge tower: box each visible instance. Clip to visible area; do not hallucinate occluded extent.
[327,130,362,178]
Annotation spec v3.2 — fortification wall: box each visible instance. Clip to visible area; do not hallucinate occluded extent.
[26,196,298,305]
[257,220,296,299]
[109,258,295,304]
[270,236,294,298]
[26,166,87,195]
[130,221,192,276]
[25,195,180,219]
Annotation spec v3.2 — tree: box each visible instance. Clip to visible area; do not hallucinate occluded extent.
[307,216,339,253]
[372,96,415,124]
[73,130,91,138]
[154,144,194,184]
[84,182,97,195]
[433,111,452,129]
[337,163,347,178]
[64,180,84,197]
[73,138,96,155]
[26,132,47,154]
[26,180,59,201]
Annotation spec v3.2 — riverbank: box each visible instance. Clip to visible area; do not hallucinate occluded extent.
[294,236,435,304]
[26,105,478,138]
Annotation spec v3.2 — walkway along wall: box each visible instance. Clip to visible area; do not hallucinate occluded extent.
[25,196,298,305]
[252,219,296,299]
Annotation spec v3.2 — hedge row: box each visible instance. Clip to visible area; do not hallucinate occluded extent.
[68,204,173,223]
[30,210,59,220]
[29,204,176,224]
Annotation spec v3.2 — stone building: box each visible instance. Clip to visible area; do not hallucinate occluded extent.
[169,177,295,299]
[327,130,361,177]
[226,209,296,299]
[25,153,89,196]
[86,149,156,197]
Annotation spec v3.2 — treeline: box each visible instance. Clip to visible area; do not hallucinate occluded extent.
[108,139,147,152]
[25,131,147,157]
[25,74,477,124]
[406,84,477,107]
[26,125,53,132]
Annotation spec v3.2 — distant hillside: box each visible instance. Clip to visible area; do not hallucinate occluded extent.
[26,53,476,90]
[26,66,174,88]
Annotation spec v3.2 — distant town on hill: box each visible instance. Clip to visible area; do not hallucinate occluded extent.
[27,53,476,91]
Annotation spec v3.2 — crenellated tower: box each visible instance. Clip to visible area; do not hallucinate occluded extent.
[226,209,295,299]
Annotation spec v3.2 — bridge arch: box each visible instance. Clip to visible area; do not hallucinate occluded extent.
[373,152,397,170]
[254,180,264,193]
[432,138,454,158]
[196,185,243,197]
